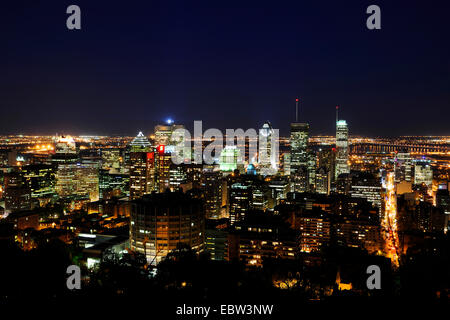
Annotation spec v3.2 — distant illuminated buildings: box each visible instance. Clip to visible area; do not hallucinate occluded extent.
[55,135,77,154]
[335,119,349,179]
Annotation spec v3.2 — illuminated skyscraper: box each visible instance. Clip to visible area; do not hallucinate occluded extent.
[289,98,310,192]
[414,160,433,187]
[156,145,171,192]
[129,132,156,199]
[219,146,240,172]
[394,152,412,183]
[203,169,223,219]
[315,167,330,195]
[335,119,349,179]
[258,121,278,175]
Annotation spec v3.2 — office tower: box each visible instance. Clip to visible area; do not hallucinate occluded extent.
[101,148,121,170]
[129,132,156,200]
[229,175,269,225]
[4,172,31,213]
[307,151,317,190]
[315,167,330,195]
[348,172,382,208]
[75,161,100,201]
[290,122,310,192]
[258,121,278,175]
[219,146,241,172]
[55,161,99,201]
[129,191,205,265]
[229,183,251,225]
[318,147,336,183]
[55,163,76,197]
[99,168,129,199]
[21,164,56,201]
[203,169,223,219]
[156,145,171,192]
[335,119,349,179]
[154,122,184,145]
[282,153,291,176]
[394,152,412,183]
[267,178,289,207]
[290,123,309,172]
[168,163,187,191]
[414,160,433,187]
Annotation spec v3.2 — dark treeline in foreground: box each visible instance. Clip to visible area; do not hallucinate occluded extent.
[0,234,448,313]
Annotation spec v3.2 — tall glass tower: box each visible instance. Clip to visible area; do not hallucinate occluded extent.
[335,120,349,179]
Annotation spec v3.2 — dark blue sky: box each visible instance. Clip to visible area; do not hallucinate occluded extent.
[1,0,449,136]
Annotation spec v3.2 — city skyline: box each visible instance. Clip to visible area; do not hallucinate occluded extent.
[1,1,449,309]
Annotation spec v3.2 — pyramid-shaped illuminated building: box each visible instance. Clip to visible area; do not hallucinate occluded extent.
[129,131,151,152]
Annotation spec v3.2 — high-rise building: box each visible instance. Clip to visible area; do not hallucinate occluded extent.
[290,123,309,171]
[282,153,291,176]
[154,122,185,146]
[229,175,269,225]
[22,164,56,200]
[4,172,31,213]
[290,122,309,192]
[219,146,241,172]
[156,146,171,192]
[129,132,156,200]
[129,191,205,265]
[414,160,433,187]
[315,167,330,195]
[101,148,121,170]
[348,172,382,208]
[55,161,99,201]
[258,121,278,175]
[335,120,349,179]
[394,152,412,183]
[203,169,223,219]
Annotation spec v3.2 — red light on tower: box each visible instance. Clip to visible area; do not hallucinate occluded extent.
[295,98,299,102]
[158,145,165,154]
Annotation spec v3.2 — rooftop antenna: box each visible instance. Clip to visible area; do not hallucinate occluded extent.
[295,98,299,122]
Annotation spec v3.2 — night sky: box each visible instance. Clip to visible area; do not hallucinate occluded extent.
[1,0,449,136]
